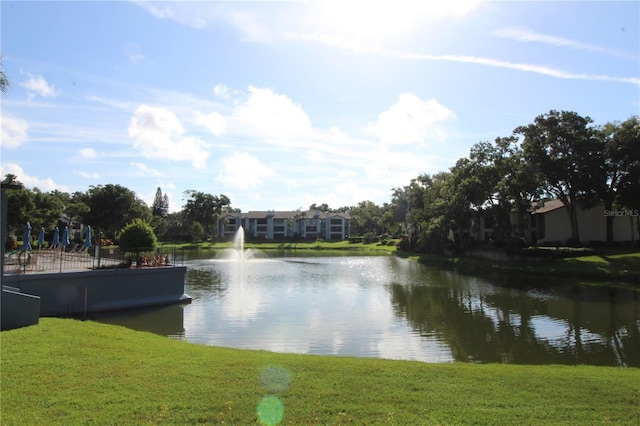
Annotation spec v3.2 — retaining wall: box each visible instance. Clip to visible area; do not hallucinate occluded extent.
[1,287,40,330]
[2,267,190,317]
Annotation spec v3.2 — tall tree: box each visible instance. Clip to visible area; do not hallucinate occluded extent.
[493,136,543,240]
[406,172,458,253]
[450,143,505,240]
[349,200,383,236]
[52,190,90,232]
[309,203,330,212]
[182,190,230,237]
[583,116,640,242]
[152,187,169,217]
[2,175,34,234]
[516,110,595,243]
[83,184,151,239]
[30,189,65,232]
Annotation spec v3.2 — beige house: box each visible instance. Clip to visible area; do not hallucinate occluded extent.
[478,199,639,245]
[220,210,351,241]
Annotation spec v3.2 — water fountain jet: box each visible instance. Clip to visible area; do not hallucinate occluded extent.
[218,226,265,260]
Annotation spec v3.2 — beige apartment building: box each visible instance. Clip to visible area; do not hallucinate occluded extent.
[220,210,351,241]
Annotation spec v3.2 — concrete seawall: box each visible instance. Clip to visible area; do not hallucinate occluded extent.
[1,286,40,330]
[3,267,190,317]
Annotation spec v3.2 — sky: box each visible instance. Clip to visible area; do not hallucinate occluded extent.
[1,1,638,213]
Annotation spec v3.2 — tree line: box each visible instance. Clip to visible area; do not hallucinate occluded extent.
[3,110,638,252]
[389,111,639,252]
[1,180,233,245]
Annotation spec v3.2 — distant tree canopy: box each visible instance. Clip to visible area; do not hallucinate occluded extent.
[309,203,330,212]
[2,175,63,234]
[82,184,152,240]
[3,110,637,249]
[397,112,640,251]
[152,187,169,217]
[181,190,230,237]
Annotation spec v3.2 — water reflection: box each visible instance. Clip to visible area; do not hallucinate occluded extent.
[88,253,640,366]
[86,304,186,339]
[388,269,640,366]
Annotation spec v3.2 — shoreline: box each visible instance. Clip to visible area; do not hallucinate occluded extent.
[162,240,640,286]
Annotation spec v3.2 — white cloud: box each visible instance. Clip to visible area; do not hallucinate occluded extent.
[79,148,98,159]
[286,179,301,189]
[194,111,226,136]
[133,0,210,29]
[0,163,69,192]
[131,161,164,177]
[213,83,231,99]
[20,73,57,100]
[136,1,483,45]
[304,149,325,163]
[338,46,640,87]
[234,86,312,140]
[302,0,483,46]
[216,152,275,190]
[366,93,455,144]
[226,9,277,42]
[128,104,210,169]
[494,27,639,61]
[134,2,638,87]
[0,115,28,148]
[74,171,100,179]
[124,42,146,64]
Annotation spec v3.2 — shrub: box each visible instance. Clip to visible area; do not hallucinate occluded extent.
[118,219,157,255]
[363,232,379,244]
[190,221,205,242]
[505,237,529,254]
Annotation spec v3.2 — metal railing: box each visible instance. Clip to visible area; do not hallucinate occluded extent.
[3,245,184,275]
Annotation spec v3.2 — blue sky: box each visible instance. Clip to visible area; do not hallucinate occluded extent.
[1,1,638,213]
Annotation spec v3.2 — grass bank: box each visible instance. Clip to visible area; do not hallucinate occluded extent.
[399,250,640,286]
[2,319,638,425]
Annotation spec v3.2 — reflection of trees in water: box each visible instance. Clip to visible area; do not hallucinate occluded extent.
[186,267,224,297]
[388,272,640,366]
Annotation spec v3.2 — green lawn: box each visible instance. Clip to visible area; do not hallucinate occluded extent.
[403,250,640,286]
[2,318,638,425]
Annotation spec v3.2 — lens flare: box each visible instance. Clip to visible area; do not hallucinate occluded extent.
[257,395,284,426]
[260,366,292,393]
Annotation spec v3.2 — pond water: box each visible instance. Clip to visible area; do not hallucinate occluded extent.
[90,252,640,366]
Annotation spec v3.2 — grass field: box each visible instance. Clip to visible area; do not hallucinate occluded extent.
[401,250,640,286]
[2,318,639,425]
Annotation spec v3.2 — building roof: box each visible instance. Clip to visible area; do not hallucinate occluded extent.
[223,210,351,220]
[532,199,565,214]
